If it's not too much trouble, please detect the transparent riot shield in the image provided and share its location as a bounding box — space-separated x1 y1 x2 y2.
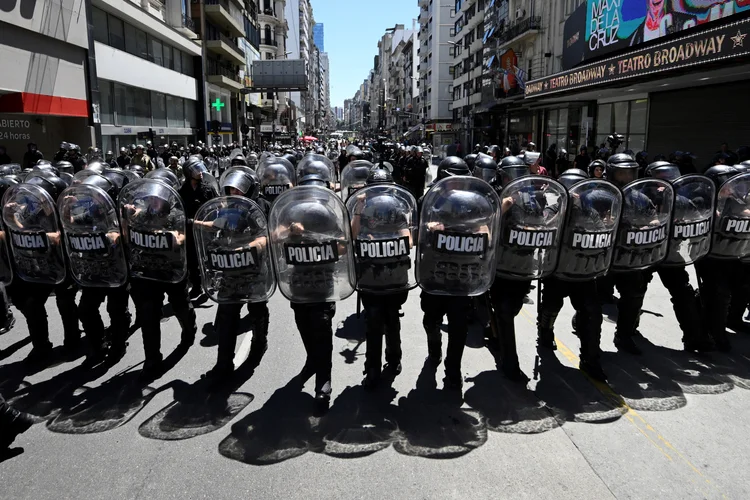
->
203 172 220 195
611 178 674 271
495 176 568 280
118 179 187 283
220 166 256 189
145 168 181 190
347 184 418 294
664 175 715 266
417 176 501 296
473 165 496 184
555 180 622 281
711 172 750 260
257 161 296 203
0 227 12 285
194 196 276 303
340 161 373 201
58 184 128 287
1 184 66 284
269 186 356 303
297 154 335 179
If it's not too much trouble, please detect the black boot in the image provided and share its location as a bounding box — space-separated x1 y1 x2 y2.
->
580 359 607 382
614 332 642 355
176 307 197 346
537 309 558 350
426 327 442 362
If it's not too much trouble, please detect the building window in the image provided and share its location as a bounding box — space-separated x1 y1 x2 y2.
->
114 83 132 126
134 87 151 126
99 80 114 124
151 92 167 127
183 52 194 76
167 95 185 128
124 23 138 56
185 100 197 128
135 28 149 60
596 99 649 152
149 37 163 66
163 44 173 70
93 8 109 44
108 14 125 50
173 48 182 73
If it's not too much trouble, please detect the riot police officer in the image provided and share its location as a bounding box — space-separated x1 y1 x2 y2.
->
199 168 273 385
179 156 219 298
418 156 491 389
604 154 674 355
60 173 132 364
119 179 197 379
537 168 621 381
116 147 131 169
269 169 356 412
4 174 80 363
643 161 714 352
491 156 566 381
349 167 417 389
696 165 750 351
405 146 430 198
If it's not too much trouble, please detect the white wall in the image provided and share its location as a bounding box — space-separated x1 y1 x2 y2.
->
0 23 88 100
95 42 197 100
0 0 89 49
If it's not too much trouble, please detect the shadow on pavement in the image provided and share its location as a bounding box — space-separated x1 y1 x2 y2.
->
701 333 750 390
47 370 159 434
318 383 399 458
601 352 688 412
0 337 32 362
534 350 626 424
218 378 321 465
335 313 366 365
392 358 487 459
464 370 560 434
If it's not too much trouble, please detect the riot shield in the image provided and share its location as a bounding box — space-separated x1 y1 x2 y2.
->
72 169 101 185
205 156 219 177
473 165 496 184
0 225 12 285
194 196 276 303
228 148 243 163
416 176 501 296
611 178 674 271
1 184 66 284
58 184 128 287
663 175 715 266
711 172 750 260
269 186 356 303
555 180 622 281
203 172 220 195
340 161 373 201
495 176 568 280
297 154 335 179
257 161 296 203
118 179 187 283
347 184 418 294
145 168 181 190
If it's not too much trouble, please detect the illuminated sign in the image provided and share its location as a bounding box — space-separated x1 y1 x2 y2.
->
527 16 749 98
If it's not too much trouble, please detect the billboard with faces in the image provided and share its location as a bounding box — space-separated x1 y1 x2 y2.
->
563 0 750 69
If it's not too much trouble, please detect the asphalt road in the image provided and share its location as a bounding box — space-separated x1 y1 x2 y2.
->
2 264 750 500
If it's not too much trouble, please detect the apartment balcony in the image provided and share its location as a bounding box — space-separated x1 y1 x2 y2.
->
453 96 468 108
469 91 482 106
207 33 246 66
453 71 469 86
207 62 244 92
495 16 542 50
260 37 278 48
175 13 198 38
258 12 281 24
205 0 245 38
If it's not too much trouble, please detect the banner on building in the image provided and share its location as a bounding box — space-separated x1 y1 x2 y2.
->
491 50 527 98
527 16 750 97
563 0 750 69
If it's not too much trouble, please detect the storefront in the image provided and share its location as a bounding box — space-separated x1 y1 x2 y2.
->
525 3 750 166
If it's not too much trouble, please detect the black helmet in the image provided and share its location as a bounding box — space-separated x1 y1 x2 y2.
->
55 161 74 174
145 168 181 189
86 161 106 174
299 173 329 187
736 160 750 174
644 161 681 182
297 158 332 187
437 156 471 180
222 168 260 199
588 159 606 177
26 174 67 201
102 170 131 194
231 154 248 166
606 153 639 188
366 168 393 185
704 165 740 189
183 156 208 180
129 165 145 177
464 153 478 170
498 155 528 186
558 168 589 189
348 148 365 161
81 173 118 200
0 176 20 202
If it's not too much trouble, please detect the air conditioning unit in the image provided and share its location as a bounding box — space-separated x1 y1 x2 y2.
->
516 9 526 19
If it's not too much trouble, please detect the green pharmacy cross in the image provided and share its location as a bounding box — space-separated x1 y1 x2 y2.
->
211 98 225 111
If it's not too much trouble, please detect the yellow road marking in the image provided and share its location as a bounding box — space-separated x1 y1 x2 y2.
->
518 306 723 497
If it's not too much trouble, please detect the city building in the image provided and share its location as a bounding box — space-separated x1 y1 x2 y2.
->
450 0 485 150
417 0 454 147
313 23 324 52
258 0 292 144
1 0 99 160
